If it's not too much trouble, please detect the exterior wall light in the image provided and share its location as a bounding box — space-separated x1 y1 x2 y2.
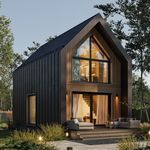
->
116 94 119 100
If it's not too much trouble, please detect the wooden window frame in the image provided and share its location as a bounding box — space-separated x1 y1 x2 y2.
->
72 36 111 84
26 94 37 126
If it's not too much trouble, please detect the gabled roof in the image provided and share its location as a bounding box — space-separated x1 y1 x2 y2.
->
19 13 130 68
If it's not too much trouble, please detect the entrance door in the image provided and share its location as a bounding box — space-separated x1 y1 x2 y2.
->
72 93 110 125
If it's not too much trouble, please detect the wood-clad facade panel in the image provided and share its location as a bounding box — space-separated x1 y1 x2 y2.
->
13 52 61 127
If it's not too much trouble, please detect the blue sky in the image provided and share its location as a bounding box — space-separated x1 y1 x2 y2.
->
1 0 150 86
1 0 113 53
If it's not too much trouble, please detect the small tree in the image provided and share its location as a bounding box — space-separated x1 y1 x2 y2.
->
0 15 14 110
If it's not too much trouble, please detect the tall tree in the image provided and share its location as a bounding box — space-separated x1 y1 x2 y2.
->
0 16 14 110
94 0 150 120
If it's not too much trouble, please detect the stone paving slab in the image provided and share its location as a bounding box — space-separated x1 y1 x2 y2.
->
52 140 118 150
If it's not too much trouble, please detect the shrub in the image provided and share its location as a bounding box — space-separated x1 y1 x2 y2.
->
40 124 66 141
0 129 57 150
118 136 139 150
140 123 150 135
0 122 8 129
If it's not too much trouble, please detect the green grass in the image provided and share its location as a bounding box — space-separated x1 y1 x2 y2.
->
0 130 11 145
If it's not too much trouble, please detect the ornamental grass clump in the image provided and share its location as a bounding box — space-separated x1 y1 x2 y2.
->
140 123 150 135
0 140 56 150
11 129 39 144
40 124 66 141
118 136 139 150
0 130 57 150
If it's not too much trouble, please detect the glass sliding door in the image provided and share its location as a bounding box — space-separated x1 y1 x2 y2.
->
72 93 110 125
92 95 108 125
72 94 91 122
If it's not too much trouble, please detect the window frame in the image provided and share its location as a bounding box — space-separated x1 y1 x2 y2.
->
72 36 111 84
26 94 37 126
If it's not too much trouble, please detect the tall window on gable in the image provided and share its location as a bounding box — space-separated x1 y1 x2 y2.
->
27 95 36 125
72 36 110 83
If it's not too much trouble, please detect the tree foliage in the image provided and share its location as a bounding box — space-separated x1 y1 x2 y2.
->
95 0 150 119
0 16 14 110
132 74 150 103
94 0 150 74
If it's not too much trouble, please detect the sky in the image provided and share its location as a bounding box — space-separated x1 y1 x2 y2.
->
1 0 150 86
1 0 110 53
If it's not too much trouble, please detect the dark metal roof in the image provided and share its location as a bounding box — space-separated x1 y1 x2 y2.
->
18 13 130 69
20 14 99 67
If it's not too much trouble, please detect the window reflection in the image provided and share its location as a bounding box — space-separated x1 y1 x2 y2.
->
91 38 108 60
74 38 90 58
27 95 36 124
72 36 110 83
72 59 89 82
92 61 108 83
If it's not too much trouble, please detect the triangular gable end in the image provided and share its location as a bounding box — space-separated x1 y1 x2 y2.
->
17 13 130 70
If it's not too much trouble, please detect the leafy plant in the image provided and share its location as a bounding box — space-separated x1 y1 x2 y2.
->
40 124 66 141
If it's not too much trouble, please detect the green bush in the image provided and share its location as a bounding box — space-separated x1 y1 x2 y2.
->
40 124 66 141
118 136 139 150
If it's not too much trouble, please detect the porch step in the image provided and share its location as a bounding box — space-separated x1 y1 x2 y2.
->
80 132 132 140
70 128 136 141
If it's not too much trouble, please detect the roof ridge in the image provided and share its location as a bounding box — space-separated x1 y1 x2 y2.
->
46 13 100 45
19 13 100 68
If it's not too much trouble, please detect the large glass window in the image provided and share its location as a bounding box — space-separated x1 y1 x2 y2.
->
27 95 36 125
72 93 109 125
72 59 89 82
72 36 110 83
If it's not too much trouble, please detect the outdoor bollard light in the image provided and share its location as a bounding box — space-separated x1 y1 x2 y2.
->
66 132 69 137
38 135 43 142
148 130 150 136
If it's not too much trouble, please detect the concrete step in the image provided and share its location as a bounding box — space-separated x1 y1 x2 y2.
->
77 129 133 136
76 129 134 141
70 129 136 141
82 135 131 141
80 132 132 140
80 132 132 137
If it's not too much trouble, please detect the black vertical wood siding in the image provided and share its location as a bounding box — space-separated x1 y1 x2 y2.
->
13 51 62 127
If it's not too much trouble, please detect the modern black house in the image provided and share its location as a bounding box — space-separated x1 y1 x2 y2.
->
13 14 132 128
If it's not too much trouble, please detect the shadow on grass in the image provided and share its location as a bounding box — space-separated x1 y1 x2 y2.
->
0 130 11 138
0 130 11 145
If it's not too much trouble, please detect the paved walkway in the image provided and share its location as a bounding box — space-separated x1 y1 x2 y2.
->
52 140 118 150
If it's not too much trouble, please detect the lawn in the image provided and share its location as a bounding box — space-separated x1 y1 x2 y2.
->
0 130 11 146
